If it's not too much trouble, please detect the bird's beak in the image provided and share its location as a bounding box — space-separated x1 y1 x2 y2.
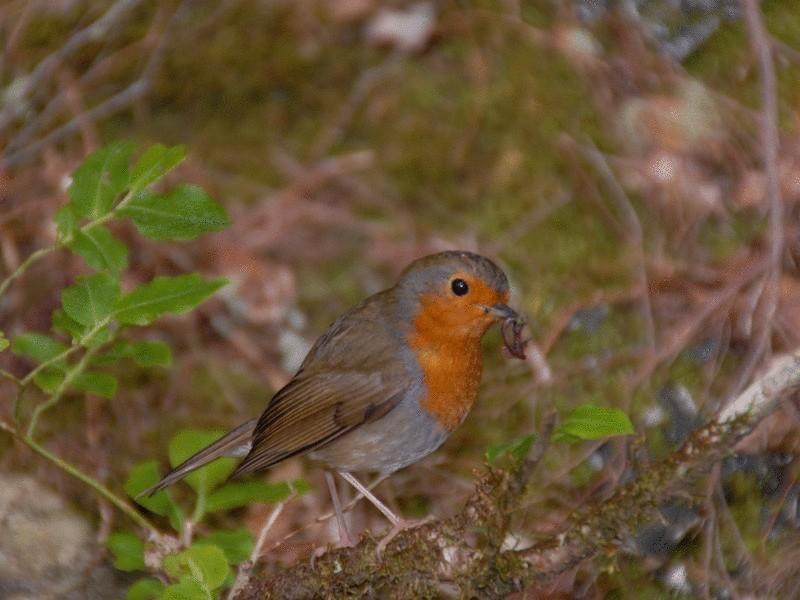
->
480 302 521 322
479 303 527 359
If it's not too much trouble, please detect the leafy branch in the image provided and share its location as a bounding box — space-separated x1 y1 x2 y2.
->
0 142 228 547
0 141 319 599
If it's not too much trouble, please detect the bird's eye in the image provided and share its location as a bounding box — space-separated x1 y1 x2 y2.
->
451 278 469 296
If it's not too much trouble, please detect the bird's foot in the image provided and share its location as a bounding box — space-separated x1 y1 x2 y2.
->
336 528 357 549
376 515 435 559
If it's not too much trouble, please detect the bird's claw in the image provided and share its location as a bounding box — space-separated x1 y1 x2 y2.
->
375 516 435 559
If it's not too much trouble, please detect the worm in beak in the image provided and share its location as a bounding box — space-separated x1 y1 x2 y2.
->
480 303 527 360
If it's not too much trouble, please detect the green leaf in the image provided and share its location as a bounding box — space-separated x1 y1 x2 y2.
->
52 308 87 342
163 544 229 591
196 530 253 565
0 331 8 352
107 531 145 572
12 333 69 392
73 371 117 398
33 367 65 393
68 141 134 219
82 326 113 349
168 430 236 495
291 478 312 495
206 481 294 513
486 433 536 466
70 226 128 274
130 144 186 192
11 333 67 363
55 205 78 240
121 185 230 241
553 404 635 443
115 274 226 326
125 461 180 522
127 340 172 367
62 273 120 327
161 577 208 600
125 577 165 600
93 340 172 368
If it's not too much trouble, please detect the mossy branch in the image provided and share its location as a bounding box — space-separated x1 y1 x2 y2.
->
239 351 800 599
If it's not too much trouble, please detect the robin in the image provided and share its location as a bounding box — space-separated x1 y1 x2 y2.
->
144 250 525 547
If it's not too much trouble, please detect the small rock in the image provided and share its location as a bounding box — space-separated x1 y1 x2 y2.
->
0 474 123 599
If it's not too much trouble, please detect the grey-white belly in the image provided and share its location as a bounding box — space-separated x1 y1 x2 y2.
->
309 396 448 474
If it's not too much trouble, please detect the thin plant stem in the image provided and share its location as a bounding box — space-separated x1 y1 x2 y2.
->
0 174 175 545
0 368 22 385
21 343 79 387
227 491 297 600
0 188 138 304
0 246 57 298
0 419 158 534
192 489 207 524
26 337 108 439
20 318 111 387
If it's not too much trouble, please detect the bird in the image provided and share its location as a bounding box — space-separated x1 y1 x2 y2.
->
142 250 525 548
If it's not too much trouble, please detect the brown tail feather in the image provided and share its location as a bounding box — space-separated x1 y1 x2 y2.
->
138 419 257 497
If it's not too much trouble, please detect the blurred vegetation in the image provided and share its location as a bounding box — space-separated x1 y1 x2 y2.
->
2 0 800 597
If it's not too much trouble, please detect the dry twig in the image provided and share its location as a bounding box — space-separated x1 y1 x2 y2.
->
731 0 785 397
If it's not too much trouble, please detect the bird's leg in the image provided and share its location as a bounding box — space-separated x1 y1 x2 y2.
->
337 471 400 524
337 471 433 557
324 471 354 547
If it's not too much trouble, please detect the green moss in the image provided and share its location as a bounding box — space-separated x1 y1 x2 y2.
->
685 1 800 131
724 471 766 554
700 214 766 261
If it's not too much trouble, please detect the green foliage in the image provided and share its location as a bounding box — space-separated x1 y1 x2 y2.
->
67 141 134 220
122 185 230 241
168 430 237 495
72 370 118 398
553 404 635 443
126 340 172 367
11 333 70 393
52 308 86 342
7 142 227 406
69 226 128 274
121 427 311 598
163 544 230 597
125 460 183 531
196 529 253 565
486 433 536 466
55 205 79 240
94 340 173 368
12 332 67 362
126 578 166 600
115 274 226 326
61 273 120 328
107 531 146 571
1 140 300 599
129 144 186 192
160 577 210 600
205 480 298 512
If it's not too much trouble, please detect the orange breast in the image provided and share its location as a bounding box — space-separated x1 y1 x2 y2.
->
408 295 485 432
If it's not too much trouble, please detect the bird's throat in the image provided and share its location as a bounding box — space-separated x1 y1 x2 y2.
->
408 295 486 432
